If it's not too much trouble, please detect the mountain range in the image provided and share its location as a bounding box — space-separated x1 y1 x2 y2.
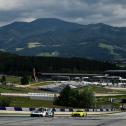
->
0 18 126 61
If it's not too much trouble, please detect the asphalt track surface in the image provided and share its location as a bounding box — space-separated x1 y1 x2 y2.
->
0 112 126 126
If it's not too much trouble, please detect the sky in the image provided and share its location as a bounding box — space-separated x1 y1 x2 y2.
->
0 0 126 27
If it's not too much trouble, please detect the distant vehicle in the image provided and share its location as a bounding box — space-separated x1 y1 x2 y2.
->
31 108 54 117
71 109 87 117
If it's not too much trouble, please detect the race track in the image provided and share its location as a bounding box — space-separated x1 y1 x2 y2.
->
0 112 126 126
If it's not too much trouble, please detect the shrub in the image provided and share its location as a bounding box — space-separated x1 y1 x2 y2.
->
0 97 11 107
54 85 95 108
20 76 30 85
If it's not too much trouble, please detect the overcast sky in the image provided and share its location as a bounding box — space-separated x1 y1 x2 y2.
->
0 0 126 27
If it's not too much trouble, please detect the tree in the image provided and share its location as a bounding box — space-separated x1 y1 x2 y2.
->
54 85 72 106
78 87 95 108
54 86 96 108
0 75 7 85
20 76 30 85
68 89 79 107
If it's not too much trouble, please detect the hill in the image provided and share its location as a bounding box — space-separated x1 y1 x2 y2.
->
0 18 126 61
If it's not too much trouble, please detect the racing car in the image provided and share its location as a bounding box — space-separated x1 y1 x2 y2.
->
71 109 87 117
31 108 54 117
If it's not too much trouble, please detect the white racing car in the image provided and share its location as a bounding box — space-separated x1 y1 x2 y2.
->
31 108 54 117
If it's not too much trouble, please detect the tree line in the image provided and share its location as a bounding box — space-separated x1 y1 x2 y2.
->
0 51 118 76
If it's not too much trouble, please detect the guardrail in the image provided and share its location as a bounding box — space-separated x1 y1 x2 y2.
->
0 93 59 101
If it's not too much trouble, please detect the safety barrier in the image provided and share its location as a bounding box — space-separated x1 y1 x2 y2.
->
0 107 116 112
0 93 59 101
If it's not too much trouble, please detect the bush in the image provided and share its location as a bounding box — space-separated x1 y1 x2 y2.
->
54 85 95 108
78 87 95 108
20 76 30 85
0 97 11 107
0 76 6 85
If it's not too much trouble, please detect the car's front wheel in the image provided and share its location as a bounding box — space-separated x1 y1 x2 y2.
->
40 114 43 117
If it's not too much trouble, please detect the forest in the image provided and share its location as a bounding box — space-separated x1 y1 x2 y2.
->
0 51 117 76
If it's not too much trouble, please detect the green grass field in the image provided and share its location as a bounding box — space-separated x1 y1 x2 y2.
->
0 81 126 108
10 97 54 108
79 85 126 94
0 85 45 93
0 76 21 84
7 94 126 108
78 86 126 108
0 96 55 108
29 81 53 87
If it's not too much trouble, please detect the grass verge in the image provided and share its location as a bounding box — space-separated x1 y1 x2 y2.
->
0 96 55 108
0 85 45 93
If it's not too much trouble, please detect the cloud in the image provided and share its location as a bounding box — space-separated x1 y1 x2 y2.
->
0 0 126 26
